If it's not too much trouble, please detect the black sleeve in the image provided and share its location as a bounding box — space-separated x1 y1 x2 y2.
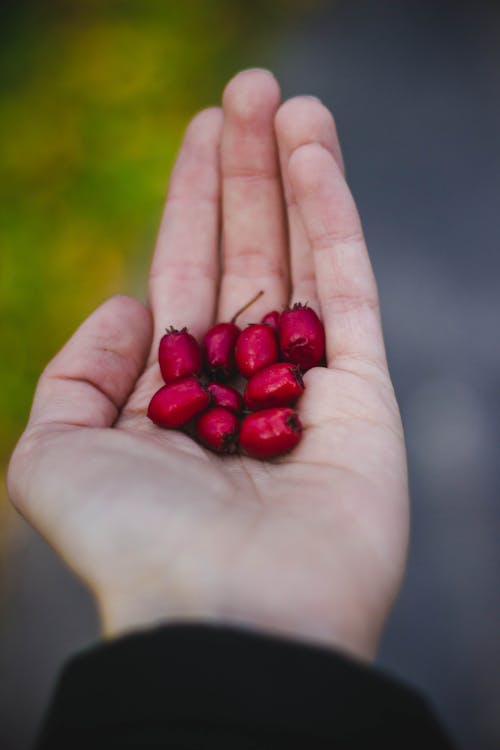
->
35 623 455 749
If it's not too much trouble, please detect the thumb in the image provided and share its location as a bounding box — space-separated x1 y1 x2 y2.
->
27 294 152 430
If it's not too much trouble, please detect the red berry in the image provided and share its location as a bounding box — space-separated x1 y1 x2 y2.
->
196 407 239 454
159 327 202 384
203 322 240 380
147 377 210 428
207 383 243 414
261 310 280 331
239 407 303 459
244 363 304 411
279 303 325 372
235 324 279 378
202 291 265 380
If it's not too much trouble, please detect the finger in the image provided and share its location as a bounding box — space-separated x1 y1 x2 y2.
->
28 295 152 429
218 69 288 324
274 96 344 309
288 143 388 373
148 107 223 355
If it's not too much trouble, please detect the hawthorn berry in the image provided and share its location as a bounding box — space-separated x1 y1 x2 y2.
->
196 407 239 454
203 322 240 380
239 407 303 459
261 310 280 331
147 377 210 428
244 362 304 411
235 324 279 378
279 303 325 371
207 383 243 414
159 327 202 384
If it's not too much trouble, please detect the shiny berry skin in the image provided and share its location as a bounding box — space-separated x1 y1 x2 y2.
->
244 363 304 411
239 407 303 459
203 322 240 380
207 383 243 414
261 310 280 331
279 303 325 372
158 327 202 384
234 324 279 378
196 407 239 454
147 377 210 428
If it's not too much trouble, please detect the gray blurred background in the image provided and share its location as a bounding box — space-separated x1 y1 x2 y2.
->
1 2 499 749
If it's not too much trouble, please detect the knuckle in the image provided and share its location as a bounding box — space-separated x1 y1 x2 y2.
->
311 227 365 251
224 245 286 279
325 291 380 315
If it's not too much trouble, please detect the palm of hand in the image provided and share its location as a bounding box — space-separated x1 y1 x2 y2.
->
8 72 408 661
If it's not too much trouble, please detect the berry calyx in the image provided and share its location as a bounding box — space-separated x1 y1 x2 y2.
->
158 327 202 384
147 377 210 428
196 407 239 454
279 303 325 372
244 362 304 411
239 407 303 459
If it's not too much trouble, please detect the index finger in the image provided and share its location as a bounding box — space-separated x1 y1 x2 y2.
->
148 107 223 358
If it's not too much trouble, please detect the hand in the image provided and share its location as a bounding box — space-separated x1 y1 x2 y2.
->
8 70 408 661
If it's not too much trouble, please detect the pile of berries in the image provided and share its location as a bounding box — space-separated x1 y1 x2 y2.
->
147 292 326 459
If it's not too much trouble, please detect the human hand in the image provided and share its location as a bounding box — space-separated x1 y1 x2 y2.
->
8 70 409 662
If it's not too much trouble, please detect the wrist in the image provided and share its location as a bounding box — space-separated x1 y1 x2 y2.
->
95 584 380 663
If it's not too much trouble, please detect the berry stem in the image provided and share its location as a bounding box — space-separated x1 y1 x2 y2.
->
230 290 264 324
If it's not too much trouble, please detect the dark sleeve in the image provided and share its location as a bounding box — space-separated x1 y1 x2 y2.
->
35 623 455 749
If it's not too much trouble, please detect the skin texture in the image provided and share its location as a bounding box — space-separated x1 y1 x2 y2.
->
7 70 409 662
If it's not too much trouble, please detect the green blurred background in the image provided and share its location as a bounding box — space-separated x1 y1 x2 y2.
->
0 0 316 531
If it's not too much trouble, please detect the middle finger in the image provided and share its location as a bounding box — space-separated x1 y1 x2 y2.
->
218 69 289 324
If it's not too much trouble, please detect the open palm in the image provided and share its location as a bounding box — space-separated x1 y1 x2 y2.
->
8 71 408 661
